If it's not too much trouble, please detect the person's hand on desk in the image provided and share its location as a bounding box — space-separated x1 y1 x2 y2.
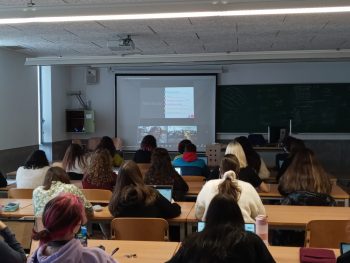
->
0 220 7 230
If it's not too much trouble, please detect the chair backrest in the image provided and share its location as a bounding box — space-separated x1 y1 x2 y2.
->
182 175 206 182
8 188 34 199
80 189 112 203
305 220 350 248
137 163 151 178
4 219 35 250
110 217 169 241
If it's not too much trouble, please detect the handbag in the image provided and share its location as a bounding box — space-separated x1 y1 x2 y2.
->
300 248 336 263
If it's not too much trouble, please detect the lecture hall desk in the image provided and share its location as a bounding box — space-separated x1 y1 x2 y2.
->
30 240 180 263
30 241 341 263
92 202 195 241
0 198 33 218
186 204 350 234
259 184 350 206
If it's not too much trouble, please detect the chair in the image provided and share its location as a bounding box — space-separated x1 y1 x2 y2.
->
8 188 34 199
110 217 169 241
305 220 350 248
137 163 151 178
80 189 112 203
182 175 206 182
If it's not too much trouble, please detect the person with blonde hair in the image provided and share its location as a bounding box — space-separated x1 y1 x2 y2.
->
82 149 117 191
225 141 269 192
195 155 265 223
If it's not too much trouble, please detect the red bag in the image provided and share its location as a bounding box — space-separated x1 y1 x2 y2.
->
300 248 336 263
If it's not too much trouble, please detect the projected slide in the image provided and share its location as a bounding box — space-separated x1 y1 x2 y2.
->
137 126 168 143
165 87 194 118
137 125 197 144
168 126 197 143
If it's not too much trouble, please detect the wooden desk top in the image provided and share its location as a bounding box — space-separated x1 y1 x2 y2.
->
266 205 350 227
0 198 34 218
269 246 339 263
259 184 349 199
168 202 194 223
92 202 195 223
30 240 179 263
186 181 204 196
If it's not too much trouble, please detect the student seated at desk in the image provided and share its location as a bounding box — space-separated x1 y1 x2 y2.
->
275 136 305 182
96 136 124 167
278 148 332 201
168 194 275 263
235 136 270 180
195 155 265 223
0 220 26 263
173 139 192 161
82 149 117 191
172 143 209 178
62 143 89 180
33 167 93 217
225 141 269 192
29 193 116 263
16 150 50 189
144 148 188 201
133 135 157 163
109 160 181 218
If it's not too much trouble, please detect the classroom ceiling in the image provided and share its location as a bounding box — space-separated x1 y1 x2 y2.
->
0 0 349 60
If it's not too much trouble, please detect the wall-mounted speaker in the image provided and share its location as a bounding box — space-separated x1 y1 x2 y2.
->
86 68 99 84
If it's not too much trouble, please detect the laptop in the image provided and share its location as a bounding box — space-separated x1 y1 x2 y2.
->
197 221 255 233
341 243 350 255
152 185 173 201
175 167 182 175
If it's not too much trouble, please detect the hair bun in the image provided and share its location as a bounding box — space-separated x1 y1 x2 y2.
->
223 170 237 181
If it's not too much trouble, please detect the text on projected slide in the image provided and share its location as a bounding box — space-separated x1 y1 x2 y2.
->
165 87 194 118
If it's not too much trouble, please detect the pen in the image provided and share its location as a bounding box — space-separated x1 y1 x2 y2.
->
111 247 119 256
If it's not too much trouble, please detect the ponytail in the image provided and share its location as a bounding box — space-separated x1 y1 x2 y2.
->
218 171 241 202
32 228 51 245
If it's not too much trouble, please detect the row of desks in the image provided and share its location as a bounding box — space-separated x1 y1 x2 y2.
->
2 179 349 206
29 239 340 263
187 181 350 206
2 199 350 239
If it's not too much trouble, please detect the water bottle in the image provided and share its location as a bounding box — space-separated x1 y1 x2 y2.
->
76 225 88 247
256 215 268 245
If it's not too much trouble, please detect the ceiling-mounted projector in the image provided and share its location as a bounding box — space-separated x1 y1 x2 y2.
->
107 35 135 52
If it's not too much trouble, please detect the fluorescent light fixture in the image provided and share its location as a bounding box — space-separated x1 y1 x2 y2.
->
1 6 350 24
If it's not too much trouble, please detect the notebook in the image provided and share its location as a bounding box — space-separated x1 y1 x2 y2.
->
153 185 173 201
197 222 255 233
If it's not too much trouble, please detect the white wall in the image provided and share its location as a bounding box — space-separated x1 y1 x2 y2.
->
68 61 350 139
219 61 350 85
51 66 70 141
69 67 115 139
0 49 38 150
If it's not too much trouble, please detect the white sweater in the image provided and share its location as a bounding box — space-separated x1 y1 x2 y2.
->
195 178 266 223
16 166 50 189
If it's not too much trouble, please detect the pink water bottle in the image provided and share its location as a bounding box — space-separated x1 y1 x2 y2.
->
256 215 268 245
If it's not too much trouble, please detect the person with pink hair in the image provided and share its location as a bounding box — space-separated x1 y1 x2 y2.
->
28 193 117 263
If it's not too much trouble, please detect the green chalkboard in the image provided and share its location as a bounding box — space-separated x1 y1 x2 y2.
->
216 84 350 133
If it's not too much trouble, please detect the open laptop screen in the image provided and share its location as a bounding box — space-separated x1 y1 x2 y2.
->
152 185 173 201
197 222 255 233
175 167 181 175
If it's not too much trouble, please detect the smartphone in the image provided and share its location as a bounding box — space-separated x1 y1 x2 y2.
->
340 243 350 255
4 202 19 212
